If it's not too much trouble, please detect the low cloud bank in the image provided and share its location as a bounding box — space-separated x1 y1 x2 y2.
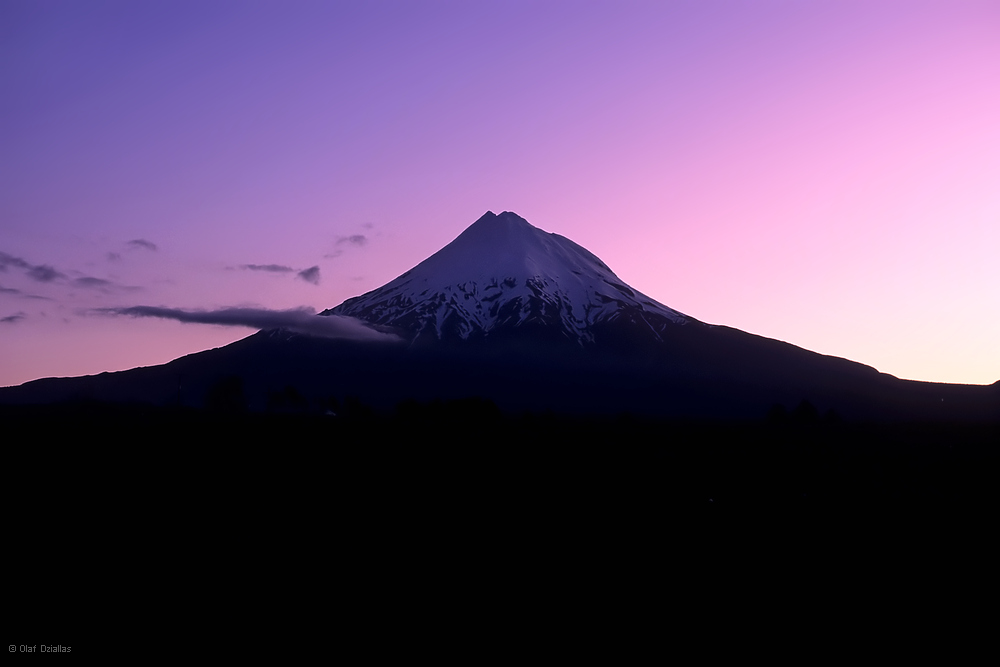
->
94 305 401 342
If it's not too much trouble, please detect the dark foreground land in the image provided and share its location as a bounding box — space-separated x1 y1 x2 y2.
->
8 398 999 512
8 398 999 641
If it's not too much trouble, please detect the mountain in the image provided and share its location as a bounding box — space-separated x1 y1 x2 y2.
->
1 211 997 423
322 211 690 347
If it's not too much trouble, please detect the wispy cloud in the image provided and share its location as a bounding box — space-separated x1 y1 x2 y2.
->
0 252 29 271
297 266 321 285
26 265 65 282
326 232 369 258
70 276 141 292
336 234 368 247
241 264 295 273
74 277 113 288
1 311 27 324
107 252 122 262
0 283 50 300
232 263 321 285
1 252 139 295
127 239 158 251
1 251 68 283
92 305 401 342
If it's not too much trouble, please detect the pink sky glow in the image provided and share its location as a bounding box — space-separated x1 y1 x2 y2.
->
2 1 998 387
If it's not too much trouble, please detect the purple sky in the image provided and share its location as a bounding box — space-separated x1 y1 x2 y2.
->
2 1 999 387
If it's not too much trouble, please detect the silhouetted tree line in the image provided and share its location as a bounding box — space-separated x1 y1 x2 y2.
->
766 400 841 427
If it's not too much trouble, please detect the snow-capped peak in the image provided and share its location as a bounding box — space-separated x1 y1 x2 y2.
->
321 211 690 345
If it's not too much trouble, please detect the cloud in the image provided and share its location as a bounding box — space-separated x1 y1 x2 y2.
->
107 252 121 262
26 264 65 282
127 239 158 251
1 311 26 324
0 251 67 283
0 252 30 271
241 264 295 273
74 277 113 288
0 252 136 293
326 233 368 258
337 234 368 247
297 266 321 285
93 305 401 342
68 276 141 293
0 283 50 300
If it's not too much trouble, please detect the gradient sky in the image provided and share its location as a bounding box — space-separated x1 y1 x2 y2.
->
2 0 999 387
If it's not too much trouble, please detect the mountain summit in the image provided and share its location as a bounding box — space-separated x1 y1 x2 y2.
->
322 211 689 345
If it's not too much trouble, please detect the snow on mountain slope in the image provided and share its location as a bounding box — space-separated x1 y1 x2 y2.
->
321 211 692 345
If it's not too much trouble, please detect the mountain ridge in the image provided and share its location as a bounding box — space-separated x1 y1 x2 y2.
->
0 210 996 423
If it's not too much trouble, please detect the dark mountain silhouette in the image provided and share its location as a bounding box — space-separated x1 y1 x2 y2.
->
1 211 997 423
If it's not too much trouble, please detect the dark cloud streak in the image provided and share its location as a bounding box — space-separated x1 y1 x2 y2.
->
127 239 158 251
93 305 401 342
337 235 368 247
241 264 295 273
74 277 113 288
0 252 30 271
0 283 50 300
0 252 135 293
0 251 66 282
